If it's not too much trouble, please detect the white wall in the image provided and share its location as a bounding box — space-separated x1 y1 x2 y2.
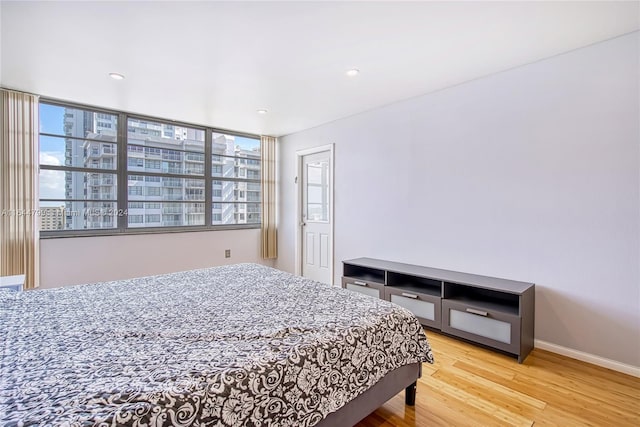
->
40 229 271 288
277 33 640 367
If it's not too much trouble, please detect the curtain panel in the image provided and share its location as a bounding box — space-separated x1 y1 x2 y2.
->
0 89 40 289
260 136 277 259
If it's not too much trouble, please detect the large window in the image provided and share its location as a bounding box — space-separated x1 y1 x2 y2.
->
39 104 119 230
126 117 206 228
211 132 261 226
38 101 261 234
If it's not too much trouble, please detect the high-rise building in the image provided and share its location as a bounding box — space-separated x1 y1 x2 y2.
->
64 109 117 229
63 110 260 229
39 206 65 231
126 122 207 228
211 134 261 225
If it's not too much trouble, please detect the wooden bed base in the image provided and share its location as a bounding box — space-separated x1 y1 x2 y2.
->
315 362 421 427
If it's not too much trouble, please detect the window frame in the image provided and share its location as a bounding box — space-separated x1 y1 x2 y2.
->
39 98 262 238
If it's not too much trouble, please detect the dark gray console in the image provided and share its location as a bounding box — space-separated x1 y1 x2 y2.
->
342 258 535 363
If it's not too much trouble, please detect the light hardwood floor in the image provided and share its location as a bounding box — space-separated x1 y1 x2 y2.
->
357 331 640 426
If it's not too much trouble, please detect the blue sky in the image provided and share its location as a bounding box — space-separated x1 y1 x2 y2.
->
235 136 260 150
39 104 65 161
40 103 64 134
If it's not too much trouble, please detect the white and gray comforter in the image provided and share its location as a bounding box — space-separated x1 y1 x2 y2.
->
0 263 433 426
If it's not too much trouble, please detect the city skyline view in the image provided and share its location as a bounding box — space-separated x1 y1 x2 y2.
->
38 102 262 231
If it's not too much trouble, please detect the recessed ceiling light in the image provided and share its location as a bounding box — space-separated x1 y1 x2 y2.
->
257 109 268 115
109 72 125 80
346 68 360 77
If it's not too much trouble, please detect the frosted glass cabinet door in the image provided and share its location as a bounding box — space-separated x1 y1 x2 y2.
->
449 309 511 343
386 287 442 329
441 300 520 355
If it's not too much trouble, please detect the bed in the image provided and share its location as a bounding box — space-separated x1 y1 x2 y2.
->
0 263 433 426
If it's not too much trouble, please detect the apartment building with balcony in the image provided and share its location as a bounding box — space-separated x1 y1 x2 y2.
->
63 110 118 229
62 109 260 230
38 206 65 231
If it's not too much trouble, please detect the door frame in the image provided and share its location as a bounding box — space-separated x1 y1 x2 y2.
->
295 144 335 285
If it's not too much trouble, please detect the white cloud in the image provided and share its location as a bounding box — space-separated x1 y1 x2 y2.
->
39 153 65 200
39 151 63 166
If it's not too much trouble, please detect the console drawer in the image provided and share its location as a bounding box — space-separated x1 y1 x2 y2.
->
342 277 385 299
385 287 441 329
441 299 520 355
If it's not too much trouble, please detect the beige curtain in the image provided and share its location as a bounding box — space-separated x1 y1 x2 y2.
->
0 89 40 289
260 135 277 259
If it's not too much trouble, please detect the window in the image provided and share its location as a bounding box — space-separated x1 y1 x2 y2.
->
146 187 161 197
39 101 261 234
125 118 207 228
128 215 143 224
145 214 161 223
128 186 143 196
128 158 143 168
210 132 261 225
133 142 203 226
39 103 118 230
145 160 161 169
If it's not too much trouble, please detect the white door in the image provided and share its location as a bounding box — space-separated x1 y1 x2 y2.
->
300 149 332 284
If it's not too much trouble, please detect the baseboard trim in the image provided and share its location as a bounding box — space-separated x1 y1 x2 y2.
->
534 339 640 378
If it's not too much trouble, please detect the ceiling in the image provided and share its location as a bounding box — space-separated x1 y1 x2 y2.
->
1 1 638 137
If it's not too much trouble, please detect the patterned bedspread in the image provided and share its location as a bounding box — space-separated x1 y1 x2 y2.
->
0 263 433 426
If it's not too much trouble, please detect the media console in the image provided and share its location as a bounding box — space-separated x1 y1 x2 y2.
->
342 258 535 363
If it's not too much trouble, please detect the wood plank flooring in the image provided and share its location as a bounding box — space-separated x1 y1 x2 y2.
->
356 332 640 426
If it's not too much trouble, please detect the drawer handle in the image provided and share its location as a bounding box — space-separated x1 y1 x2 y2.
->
401 292 418 299
353 281 368 287
466 308 488 317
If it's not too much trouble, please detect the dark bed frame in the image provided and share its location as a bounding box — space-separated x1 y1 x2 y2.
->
316 362 421 427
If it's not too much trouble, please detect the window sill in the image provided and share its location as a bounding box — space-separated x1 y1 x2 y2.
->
39 224 260 239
